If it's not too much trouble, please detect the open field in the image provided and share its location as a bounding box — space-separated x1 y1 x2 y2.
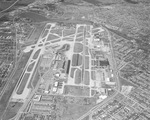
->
63 85 90 96
74 43 83 53
84 71 90 85
75 69 82 84
0 50 32 118
16 73 30 95
72 54 82 66
2 102 23 120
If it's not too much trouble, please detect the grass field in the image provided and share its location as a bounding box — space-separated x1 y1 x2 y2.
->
27 62 35 72
82 115 89 120
62 37 73 41
63 29 76 37
0 50 32 118
2 102 23 120
70 67 76 78
75 69 81 84
75 37 83 42
25 23 46 45
91 71 96 80
31 71 40 89
91 90 96 96
0 0 34 11
72 54 82 66
85 56 89 69
92 29 100 34
47 33 59 41
41 29 49 38
50 29 63 36
28 70 40 89
32 49 41 60
46 24 51 29
51 39 61 43
77 26 84 33
65 38 74 41
84 71 90 85
73 43 83 53
16 73 30 95
28 58 41 89
85 46 89 55
63 85 90 96
76 33 84 38
19 12 49 22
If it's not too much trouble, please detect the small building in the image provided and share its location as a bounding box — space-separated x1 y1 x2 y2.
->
33 95 41 101
54 82 58 87
44 90 49 94
52 87 57 92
